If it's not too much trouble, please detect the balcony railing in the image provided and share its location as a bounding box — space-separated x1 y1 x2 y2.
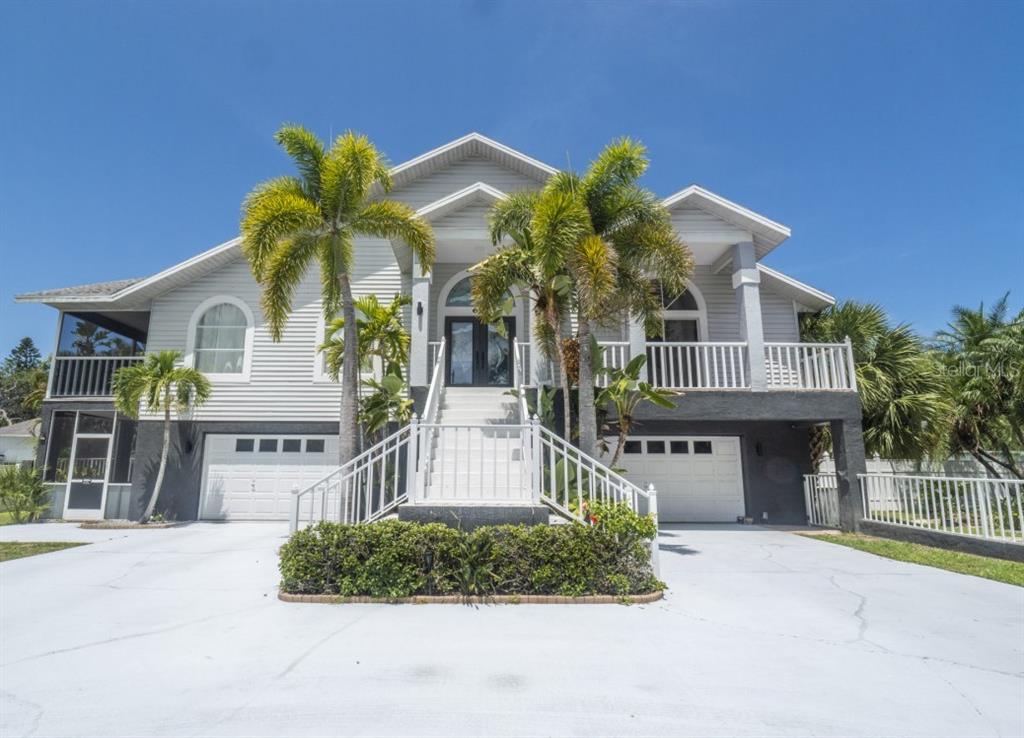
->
596 340 856 391
49 356 144 398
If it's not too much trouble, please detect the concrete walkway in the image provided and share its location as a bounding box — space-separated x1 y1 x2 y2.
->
1 522 1021 737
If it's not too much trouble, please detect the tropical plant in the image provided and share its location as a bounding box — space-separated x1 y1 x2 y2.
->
932 296 1023 478
801 301 948 467
112 351 211 521
0 466 50 523
471 190 581 438
359 373 415 442
548 139 693 457
240 125 434 464
597 355 679 467
320 294 411 381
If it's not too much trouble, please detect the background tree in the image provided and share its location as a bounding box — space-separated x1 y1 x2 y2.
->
112 351 211 521
0 338 47 425
2 338 42 374
932 296 1023 478
241 125 434 464
801 301 948 467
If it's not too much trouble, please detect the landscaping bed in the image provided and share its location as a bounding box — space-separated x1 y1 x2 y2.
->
279 503 663 601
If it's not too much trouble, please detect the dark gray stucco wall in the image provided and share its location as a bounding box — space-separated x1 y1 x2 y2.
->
129 421 340 521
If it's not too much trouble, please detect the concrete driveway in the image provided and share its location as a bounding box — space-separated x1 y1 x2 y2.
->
1 522 1021 738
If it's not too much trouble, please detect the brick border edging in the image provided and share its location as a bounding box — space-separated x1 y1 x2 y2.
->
278 590 664 605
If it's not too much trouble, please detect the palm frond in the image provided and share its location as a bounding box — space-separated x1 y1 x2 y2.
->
260 232 322 340
320 131 392 217
240 177 322 280
569 235 618 320
274 124 325 199
488 191 538 245
352 200 435 273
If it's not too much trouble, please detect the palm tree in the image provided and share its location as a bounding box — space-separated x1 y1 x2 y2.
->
320 294 411 381
112 351 211 521
801 301 947 467
549 139 694 457
471 190 582 438
933 296 1023 478
241 125 434 464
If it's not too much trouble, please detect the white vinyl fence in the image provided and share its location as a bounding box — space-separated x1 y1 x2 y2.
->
861 473 1024 543
803 474 840 527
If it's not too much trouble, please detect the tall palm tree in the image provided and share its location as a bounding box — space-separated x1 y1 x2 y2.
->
801 301 947 466
113 351 211 521
933 296 1023 478
241 126 434 464
471 190 583 438
548 139 694 457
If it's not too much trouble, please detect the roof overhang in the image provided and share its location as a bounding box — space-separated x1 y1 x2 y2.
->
757 264 835 311
663 185 791 259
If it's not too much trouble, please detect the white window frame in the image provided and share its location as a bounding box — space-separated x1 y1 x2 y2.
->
653 279 708 342
436 269 524 341
185 295 254 383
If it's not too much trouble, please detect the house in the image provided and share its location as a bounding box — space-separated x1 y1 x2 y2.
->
15 133 866 527
0 419 39 467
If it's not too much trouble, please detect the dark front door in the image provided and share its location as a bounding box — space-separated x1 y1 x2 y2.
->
445 317 515 386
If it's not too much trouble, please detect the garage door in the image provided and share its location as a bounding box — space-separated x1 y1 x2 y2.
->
615 436 745 522
199 435 339 521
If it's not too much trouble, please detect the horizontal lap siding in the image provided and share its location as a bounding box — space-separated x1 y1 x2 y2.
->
760 286 800 341
146 242 401 421
389 156 541 209
691 266 740 341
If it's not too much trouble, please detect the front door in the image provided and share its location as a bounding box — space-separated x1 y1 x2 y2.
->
445 317 515 386
65 434 112 520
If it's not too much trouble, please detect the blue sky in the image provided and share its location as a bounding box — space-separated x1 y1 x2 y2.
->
1 0 1021 356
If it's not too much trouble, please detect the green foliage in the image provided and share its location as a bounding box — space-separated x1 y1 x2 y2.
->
320 293 412 380
0 466 50 523
279 506 662 598
0 338 46 426
932 295 1024 478
112 351 211 419
801 301 948 463
597 355 678 466
359 373 414 441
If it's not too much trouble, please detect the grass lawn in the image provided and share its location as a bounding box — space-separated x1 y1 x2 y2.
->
805 533 1024 587
0 542 87 562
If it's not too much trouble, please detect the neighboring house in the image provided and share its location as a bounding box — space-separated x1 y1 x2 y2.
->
0 419 39 467
16 133 865 525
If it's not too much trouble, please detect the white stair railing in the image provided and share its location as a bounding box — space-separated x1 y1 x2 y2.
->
764 339 857 391
512 338 530 423
290 424 412 532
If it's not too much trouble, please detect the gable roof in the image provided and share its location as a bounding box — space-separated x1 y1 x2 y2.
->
415 181 507 222
663 185 791 258
388 132 557 191
757 264 835 311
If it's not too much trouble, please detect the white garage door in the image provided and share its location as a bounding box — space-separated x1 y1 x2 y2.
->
615 436 745 523
199 435 339 521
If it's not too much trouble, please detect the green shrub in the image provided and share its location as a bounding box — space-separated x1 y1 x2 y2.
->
0 466 50 523
279 505 664 597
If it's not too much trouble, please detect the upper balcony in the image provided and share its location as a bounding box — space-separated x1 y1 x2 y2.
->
598 339 857 392
47 311 149 399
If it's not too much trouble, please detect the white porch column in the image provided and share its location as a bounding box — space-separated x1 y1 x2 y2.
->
627 315 647 382
732 241 767 391
409 253 432 387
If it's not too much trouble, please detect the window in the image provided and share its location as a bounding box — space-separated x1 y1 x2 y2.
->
282 439 301 453
646 440 666 454
259 439 278 453
305 439 325 453
57 313 146 357
194 303 248 374
694 441 713 454
646 280 704 342
44 412 76 482
446 277 474 307
670 441 689 454
623 440 642 455
234 438 254 452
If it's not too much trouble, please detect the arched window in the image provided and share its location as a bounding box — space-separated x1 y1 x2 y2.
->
648 280 707 342
445 276 474 307
187 297 253 379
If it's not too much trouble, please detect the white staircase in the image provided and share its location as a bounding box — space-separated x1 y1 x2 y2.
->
421 387 530 503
